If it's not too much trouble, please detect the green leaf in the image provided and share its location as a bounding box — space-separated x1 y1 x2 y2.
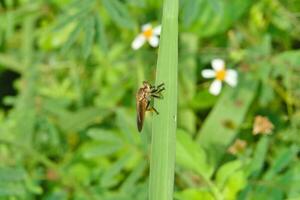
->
178 109 196 134
95 13 108 52
216 160 243 189
247 136 269 178
82 142 123 158
0 167 26 182
190 90 217 110
181 0 203 27
264 146 298 180
87 128 122 144
0 167 27 197
183 0 251 37
50 107 110 133
176 129 213 178
82 15 95 59
68 163 90 184
54 9 88 31
222 169 247 200
100 152 132 188
288 164 300 199
115 109 138 144
0 183 25 197
102 0 135 29
60 20 84 54
0 53 23 72
196 77 258 168
149 0 178 199
175 188 214 200
121 160 147 192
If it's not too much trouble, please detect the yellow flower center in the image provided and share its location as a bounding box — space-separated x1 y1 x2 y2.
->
216 69 227 81
143 28 153 39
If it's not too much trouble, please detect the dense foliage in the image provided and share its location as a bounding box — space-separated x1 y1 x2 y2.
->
0 0 300 199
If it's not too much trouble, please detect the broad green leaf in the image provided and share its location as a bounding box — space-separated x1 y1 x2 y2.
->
196 77 258 168
222 170 247 200
216 160 243 189
216 161 247 199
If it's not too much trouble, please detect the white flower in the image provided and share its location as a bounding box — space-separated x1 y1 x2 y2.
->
131 23 161 50
201 58 238 96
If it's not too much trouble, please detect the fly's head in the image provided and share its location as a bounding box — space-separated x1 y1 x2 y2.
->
142 81 151 95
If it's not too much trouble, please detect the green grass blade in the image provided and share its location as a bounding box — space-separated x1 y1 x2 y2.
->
149 0 178 199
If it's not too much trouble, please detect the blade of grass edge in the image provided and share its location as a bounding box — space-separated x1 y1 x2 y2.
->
149 0 178 200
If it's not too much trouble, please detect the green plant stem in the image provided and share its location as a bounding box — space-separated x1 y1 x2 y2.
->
202 176 223 200
148 0 178 199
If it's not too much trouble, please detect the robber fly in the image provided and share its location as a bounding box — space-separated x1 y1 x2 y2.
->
136 81 165 132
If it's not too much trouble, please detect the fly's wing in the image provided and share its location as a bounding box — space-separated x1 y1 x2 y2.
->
136 98 147 132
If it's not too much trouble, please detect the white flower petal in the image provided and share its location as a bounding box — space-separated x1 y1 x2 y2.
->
148 36 159 47
131 34 146 50
153 25 161 35
201 69 216 78
209 80 222 96
212 58 225 71
225 69 238 87
142 23 152 31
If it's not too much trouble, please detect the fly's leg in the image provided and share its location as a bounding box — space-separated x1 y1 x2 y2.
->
156 83 165 89
151 93 163 99
147 106 159 115
156 87 165 94
151 87 165 93
146 101 159 115
147 82 164 114
151 83 164 91
151 88 165 99
151 83 165 98
146 101 150 110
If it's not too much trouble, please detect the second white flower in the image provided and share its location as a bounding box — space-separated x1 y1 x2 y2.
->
131 23 161 50
201 58 238 96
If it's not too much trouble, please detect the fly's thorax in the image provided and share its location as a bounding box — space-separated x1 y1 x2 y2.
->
136 88 144 101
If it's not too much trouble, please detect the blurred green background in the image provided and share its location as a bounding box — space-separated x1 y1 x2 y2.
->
0 0 300 199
